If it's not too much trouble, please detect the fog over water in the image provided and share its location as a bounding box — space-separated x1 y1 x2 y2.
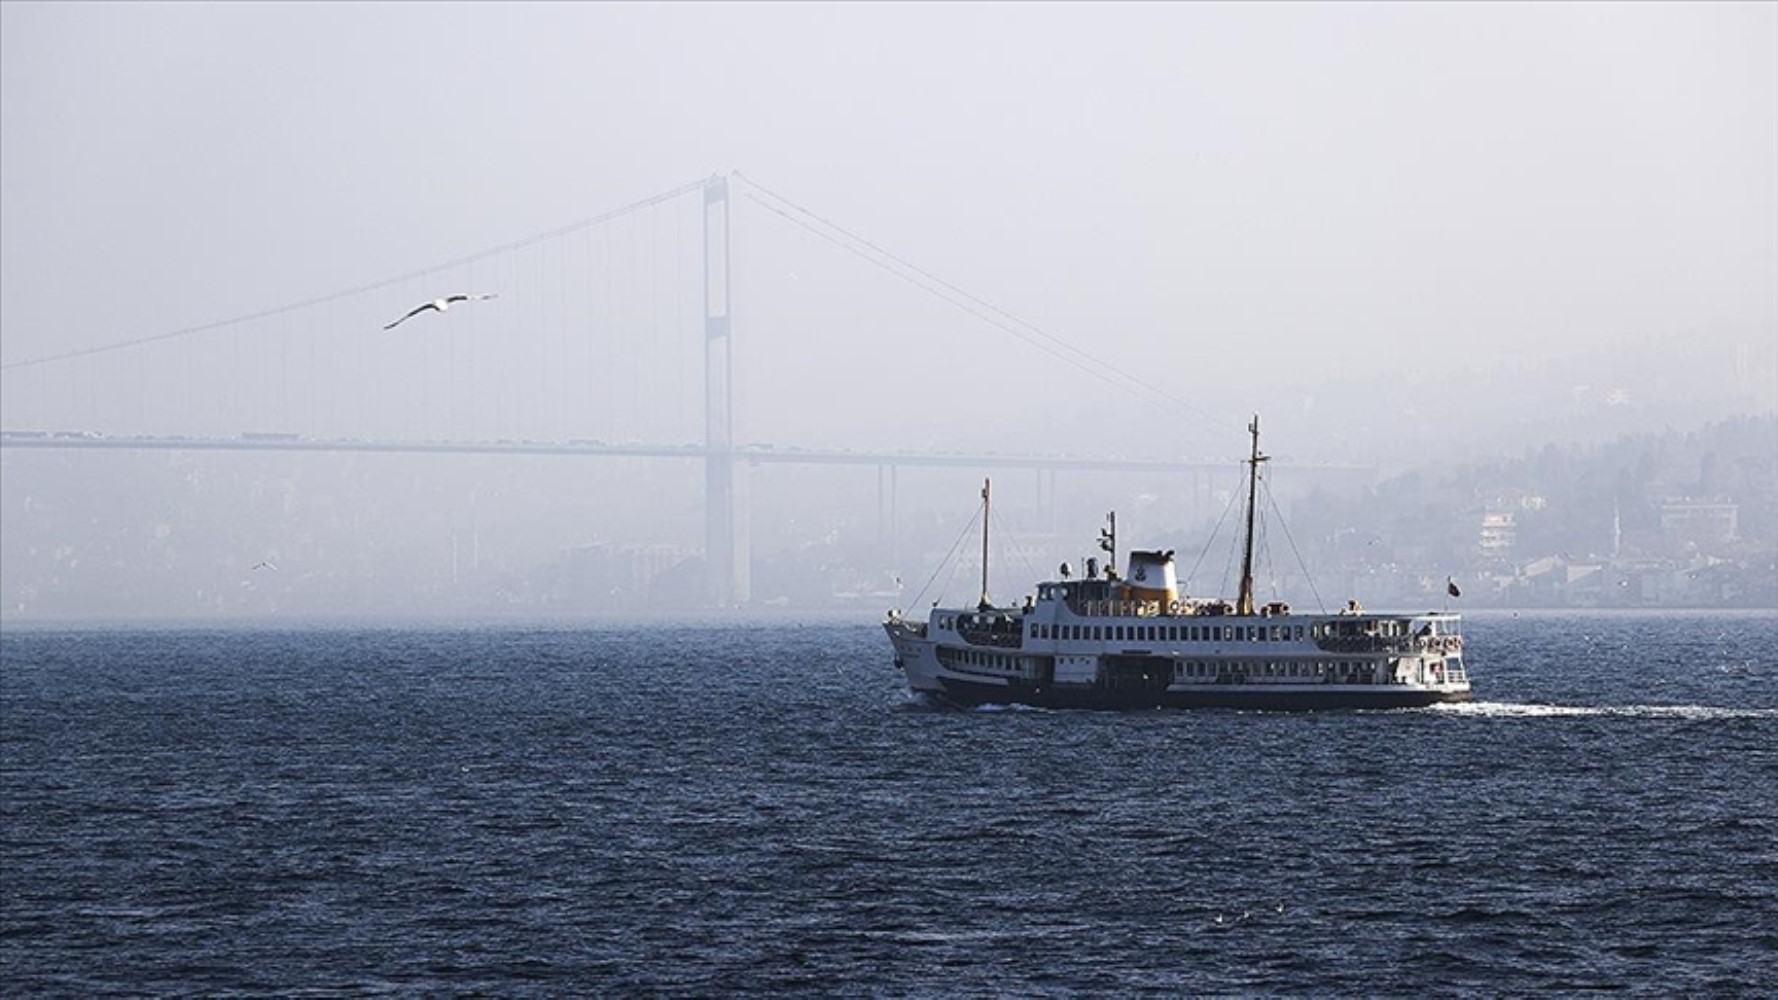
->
1 3 1772 617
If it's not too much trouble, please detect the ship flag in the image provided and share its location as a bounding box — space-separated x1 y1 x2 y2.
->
1447 577 1461 598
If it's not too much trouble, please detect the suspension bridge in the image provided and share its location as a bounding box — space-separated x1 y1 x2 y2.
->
0 173 1372 609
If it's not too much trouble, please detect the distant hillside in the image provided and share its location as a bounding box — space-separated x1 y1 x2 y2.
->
1274 413 1776 608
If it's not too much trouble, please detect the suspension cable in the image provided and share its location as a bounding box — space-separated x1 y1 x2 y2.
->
733 172 1234 437
0 178 708 372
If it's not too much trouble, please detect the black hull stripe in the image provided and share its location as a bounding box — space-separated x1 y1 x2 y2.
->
930 678 1471 711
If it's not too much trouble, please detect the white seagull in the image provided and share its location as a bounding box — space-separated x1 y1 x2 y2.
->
252 559 277 571
383 292 498 330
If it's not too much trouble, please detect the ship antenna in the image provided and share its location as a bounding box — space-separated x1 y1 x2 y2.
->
979 478 992 611
1099 511 1116 577
1237 414 1268 616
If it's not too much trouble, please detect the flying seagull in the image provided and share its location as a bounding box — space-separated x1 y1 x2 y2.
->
252 560 277 571
383 293 498 330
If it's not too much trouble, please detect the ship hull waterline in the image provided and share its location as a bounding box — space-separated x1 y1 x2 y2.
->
923 677 1474 712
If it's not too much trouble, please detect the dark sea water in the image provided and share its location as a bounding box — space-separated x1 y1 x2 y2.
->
3 611 1775 996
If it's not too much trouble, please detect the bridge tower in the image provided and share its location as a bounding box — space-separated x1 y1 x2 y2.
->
703 175 749 606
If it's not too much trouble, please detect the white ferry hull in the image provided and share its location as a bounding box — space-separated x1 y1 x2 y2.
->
886 422 1475 712
885 618 1473 712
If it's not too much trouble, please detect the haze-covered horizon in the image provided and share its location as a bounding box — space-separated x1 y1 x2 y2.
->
2 2 1773 617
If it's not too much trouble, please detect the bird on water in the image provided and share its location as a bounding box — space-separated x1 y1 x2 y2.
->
384 293 498 330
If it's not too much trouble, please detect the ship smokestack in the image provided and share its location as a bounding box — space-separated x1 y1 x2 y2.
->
1123 549 1178 606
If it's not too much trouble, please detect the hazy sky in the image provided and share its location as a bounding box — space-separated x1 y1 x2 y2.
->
2 2 1773 458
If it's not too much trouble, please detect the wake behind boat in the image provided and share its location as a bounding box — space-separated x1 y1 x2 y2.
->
883 417 1473 710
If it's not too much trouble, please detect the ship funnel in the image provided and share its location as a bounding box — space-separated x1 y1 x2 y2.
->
1123 549 1178 605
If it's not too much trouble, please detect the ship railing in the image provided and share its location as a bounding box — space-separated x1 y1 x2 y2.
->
1315 634 1464 655
1064 599 1169 619
958 626 1023 649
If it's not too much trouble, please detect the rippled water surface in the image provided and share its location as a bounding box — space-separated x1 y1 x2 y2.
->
3 611 1775 995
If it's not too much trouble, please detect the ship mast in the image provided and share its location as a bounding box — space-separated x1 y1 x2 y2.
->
1237 414 1268 617
979 478 992 610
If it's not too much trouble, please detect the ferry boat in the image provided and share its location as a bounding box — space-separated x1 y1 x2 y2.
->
883 417 1472 710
